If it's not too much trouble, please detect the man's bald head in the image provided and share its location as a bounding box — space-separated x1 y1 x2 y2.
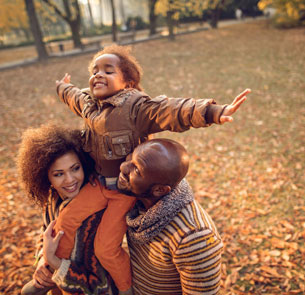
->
135 139 189 188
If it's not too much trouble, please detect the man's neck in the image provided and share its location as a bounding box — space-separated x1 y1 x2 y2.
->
138 196 162 211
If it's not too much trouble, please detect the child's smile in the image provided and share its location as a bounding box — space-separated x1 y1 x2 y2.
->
89 54 127 100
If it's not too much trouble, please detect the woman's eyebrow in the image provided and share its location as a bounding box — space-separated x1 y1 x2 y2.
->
51 169 63 172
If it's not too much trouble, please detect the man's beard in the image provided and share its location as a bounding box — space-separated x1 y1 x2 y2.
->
117 183 155 199
117 187 135 197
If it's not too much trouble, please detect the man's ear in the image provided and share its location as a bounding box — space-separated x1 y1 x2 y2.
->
125 81 133 89
151 184 171 197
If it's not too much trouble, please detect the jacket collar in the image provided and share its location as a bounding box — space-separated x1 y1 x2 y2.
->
98 88 138 107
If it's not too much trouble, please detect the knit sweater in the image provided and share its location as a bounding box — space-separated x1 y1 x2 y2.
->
126 180 223 295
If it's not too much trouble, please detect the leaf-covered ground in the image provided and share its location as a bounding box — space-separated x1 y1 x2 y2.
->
0 20 304 294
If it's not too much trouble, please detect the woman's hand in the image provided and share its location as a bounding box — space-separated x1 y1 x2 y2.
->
33 256 56 288
43 220 64 270
220 88 251 124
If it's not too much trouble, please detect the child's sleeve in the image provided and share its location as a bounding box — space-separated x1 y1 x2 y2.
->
53 181 108 259
56 81 93 118
132 95 227 134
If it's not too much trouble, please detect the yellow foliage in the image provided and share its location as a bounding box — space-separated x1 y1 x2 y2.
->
0 0 28 33
156 0 186 16
258 0 273 10
258 0 305 26
155 0 215 17
286 2 299 19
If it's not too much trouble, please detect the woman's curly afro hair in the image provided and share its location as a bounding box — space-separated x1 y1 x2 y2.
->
17 123 94 208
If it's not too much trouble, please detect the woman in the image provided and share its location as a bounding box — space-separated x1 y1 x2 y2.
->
17 123 115 295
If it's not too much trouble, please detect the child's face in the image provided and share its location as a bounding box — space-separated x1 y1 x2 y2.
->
89 54 127 100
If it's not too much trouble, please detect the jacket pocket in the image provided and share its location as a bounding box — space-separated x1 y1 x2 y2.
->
104 130 134 159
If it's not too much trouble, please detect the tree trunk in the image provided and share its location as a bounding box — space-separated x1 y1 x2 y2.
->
69 19 83 48
24 0 48 60
119 0 126 30
109 0 117 42
66 0 83 48
87 0 95 28
99 0 104 26
210 9 219 28
166 10 175 41
209 0 225 29
148 0 158 36
42 0 83 49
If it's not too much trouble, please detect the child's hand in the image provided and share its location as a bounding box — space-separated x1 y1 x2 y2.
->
220 88 251 124
56 73 71 86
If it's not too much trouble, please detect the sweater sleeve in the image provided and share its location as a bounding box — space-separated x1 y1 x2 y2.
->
173 229 223 295
131 95 227 135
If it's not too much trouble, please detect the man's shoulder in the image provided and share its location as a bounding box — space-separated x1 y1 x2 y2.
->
164 201 222 252
170 200 219 237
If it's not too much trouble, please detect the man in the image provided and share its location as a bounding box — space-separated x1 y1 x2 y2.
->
118 138 223 295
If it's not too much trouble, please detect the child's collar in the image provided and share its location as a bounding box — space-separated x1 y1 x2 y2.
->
99 88 137 107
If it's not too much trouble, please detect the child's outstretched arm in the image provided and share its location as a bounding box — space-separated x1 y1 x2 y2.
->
132 90 248 135
56 73 71 87
56 73 95 121
219 88 251 124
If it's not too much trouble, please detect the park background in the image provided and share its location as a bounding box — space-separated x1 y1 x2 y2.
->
0 0 304 294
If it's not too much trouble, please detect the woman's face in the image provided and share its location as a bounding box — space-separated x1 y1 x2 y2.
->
48 151 85 200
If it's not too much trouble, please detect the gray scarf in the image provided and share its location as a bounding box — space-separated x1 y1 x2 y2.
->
126 179 194 244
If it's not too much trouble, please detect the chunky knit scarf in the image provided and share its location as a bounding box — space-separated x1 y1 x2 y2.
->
126 179 194 244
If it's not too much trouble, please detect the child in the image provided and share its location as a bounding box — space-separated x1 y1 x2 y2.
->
53 44 250 293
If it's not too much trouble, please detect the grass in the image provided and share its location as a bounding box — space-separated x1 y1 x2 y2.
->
0 20 304 294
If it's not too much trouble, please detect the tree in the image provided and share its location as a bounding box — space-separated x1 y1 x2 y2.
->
99 0 104 26
156 0 186 40
187 0 231 28
148 0 158 35
258 0 305 27
203 0 227 28
87 0 95 28
109 0 117 42
0 0 31 41
41 0 83 48
24 0 48 60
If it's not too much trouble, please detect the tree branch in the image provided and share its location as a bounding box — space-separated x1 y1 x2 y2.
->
41 0 68 22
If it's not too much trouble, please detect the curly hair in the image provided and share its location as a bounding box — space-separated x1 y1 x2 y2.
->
88 44 143 91
17 123 94 208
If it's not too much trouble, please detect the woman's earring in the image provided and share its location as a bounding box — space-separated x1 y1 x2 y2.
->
49 184 55 193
